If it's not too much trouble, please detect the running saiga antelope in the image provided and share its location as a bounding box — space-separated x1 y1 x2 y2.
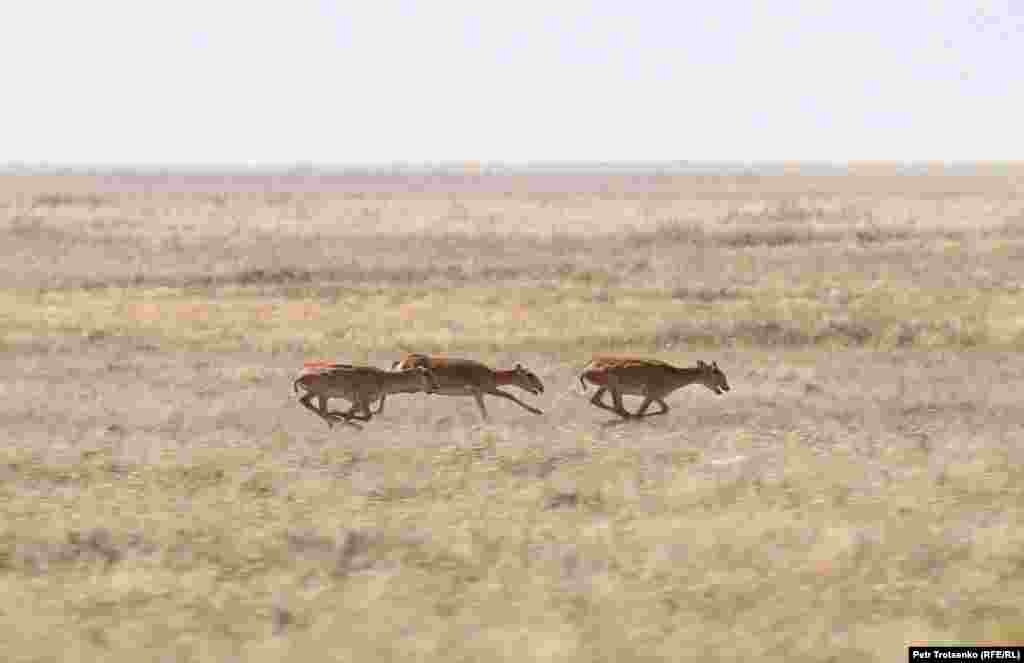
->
388 353 545 421
293 362 437 428
578 356 730 419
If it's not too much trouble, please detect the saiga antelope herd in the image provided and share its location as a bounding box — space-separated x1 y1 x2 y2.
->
293 353 731 428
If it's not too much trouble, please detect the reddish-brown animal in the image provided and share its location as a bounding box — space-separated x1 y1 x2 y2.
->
388 353 544 421
579 356 730 419
294 362 437 428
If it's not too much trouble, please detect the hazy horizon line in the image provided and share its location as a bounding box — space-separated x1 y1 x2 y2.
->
4 160 1024 177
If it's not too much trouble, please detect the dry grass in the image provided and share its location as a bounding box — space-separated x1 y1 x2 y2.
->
1 173 1023 661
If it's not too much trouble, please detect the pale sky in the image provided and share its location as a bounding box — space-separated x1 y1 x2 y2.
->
3 0 1021 164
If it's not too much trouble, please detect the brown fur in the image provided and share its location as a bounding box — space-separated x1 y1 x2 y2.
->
388 354 545 421
294 364 437 429
579 357 730 419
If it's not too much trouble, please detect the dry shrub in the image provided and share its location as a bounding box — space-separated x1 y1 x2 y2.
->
235 268 314 286
624 220 707 247
729 320 812 346
723 199 826 224
717 224 824 248
30 193 112 208
813 317 875 346
8 216 69 241
654 321 721 349
853 224 915 244
670 285 744 302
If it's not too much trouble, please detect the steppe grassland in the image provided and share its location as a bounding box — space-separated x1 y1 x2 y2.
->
1 171 1024 662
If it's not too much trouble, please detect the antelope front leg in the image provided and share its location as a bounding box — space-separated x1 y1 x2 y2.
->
325 414 364 429
323 399 371 425
634 398 669 417
608 388 634 419
313 395 364 428
473 390 491 422
589 387 614 410
486 389 543 415
589 387 626 418
299 393 341 428
334 401 374 422
323 407 364 429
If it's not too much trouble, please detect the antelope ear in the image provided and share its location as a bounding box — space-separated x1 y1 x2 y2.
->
515 363 523 370
712 361 719 369
697 360 707 368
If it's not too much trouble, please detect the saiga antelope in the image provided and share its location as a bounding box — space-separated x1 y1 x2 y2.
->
388 353 545 421
293 362 437 428
578 356 730 419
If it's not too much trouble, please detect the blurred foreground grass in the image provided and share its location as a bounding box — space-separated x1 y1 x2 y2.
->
1 435 1021 662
